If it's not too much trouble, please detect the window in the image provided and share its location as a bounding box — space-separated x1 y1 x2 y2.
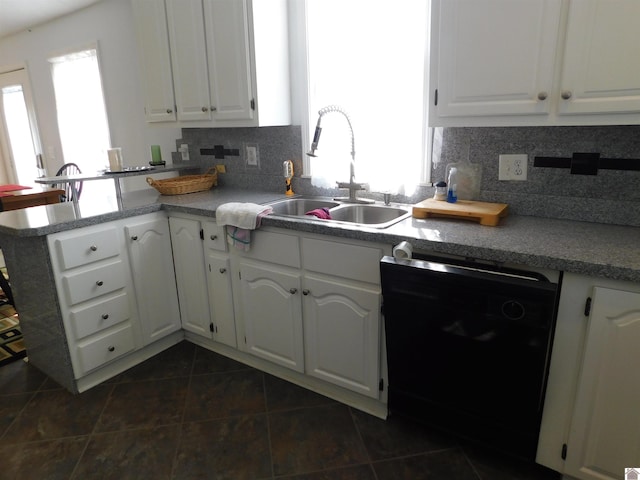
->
304 0 430 195
49 44 115 199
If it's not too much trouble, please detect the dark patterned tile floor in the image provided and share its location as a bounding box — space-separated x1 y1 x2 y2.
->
0 341 561 480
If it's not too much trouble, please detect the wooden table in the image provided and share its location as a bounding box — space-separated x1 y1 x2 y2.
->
0 187 65 211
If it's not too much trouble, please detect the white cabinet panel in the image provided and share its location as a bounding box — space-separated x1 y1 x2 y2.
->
240 261 304 372
303 275 381 398
206 252 236 347
69 292 131 340
558 0 640 115
54 226 119 270
565 287 640 480
61 261 127 306
76 324 136 375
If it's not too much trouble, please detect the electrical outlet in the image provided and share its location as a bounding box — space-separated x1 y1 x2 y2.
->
246 145 258 166
499 154 528 181
179 144 189 161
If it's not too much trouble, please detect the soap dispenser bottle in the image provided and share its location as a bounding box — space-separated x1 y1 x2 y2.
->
447 167 458 203
283 160 294 196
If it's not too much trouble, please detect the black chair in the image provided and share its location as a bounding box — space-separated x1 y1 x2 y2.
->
54 163 83 202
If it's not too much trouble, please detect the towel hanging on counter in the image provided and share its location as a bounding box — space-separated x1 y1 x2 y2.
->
216 202 273 251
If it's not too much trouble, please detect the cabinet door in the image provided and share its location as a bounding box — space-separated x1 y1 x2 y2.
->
131 0 176 122
203 0 254 121
303 275 381 398
169 217 211 337
206 251 236 347
165 0 213 121
125 216 181 344
239 261 303 372
565 287 640 480
431 0 561 118
558 0 640 115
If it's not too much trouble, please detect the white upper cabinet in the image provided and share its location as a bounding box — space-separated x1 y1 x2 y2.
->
131 0 290 127
130 0 176 122
430 0 640 126
165 0 212 121
558 0 640 116
432 0 561 119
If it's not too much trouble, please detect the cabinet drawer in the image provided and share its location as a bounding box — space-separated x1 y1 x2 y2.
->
203 222 227 251
76 324 135 375
240 230 300 268
302 238 383 284
62 261 127 306
69 292 132 340
53 227 120 270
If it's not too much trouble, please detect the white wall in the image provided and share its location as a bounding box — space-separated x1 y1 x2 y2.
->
0 0 180 189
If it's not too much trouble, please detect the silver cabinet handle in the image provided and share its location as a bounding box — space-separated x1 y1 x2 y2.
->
561 90 572 100
289 288 298 294
202 106 208 112
166 108 173 114
96 280 104 286
211 106 217 112
107 345 115 352
90 245 97 251
210 235 218 241
303 289 310 296
131 235 138 241
537 91 548 101
219 268 226 274
101 314 109 320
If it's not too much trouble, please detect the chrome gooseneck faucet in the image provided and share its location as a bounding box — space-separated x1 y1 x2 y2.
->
306 105 371 204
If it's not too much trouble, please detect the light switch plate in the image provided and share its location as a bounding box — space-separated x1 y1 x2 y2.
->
499 154 528 181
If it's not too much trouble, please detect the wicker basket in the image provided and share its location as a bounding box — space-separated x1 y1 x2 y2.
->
146 167 218 195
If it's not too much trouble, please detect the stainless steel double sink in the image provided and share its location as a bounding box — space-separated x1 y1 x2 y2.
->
265 196 411 229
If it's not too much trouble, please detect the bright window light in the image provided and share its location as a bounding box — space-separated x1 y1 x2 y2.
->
306 0 429 195
49 45 115 200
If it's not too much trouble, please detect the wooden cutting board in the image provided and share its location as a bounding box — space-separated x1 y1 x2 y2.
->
412 198 509 226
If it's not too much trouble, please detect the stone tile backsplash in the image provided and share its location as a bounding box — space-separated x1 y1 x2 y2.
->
175 125 640 226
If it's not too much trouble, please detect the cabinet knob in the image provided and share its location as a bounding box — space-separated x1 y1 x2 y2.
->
167 108 173 114
302 289 310 296
107 345 115 352
101 313 109 320
90 245 98 252
210 235 218 241
131 235 138 241
219 268 226 274
96 280 104 286
211 106 217 112
201 106 208 112
561 90 572 100
289 288 298 294
537 91 548 101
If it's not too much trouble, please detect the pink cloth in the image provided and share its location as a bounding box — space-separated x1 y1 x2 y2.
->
305 207 332 220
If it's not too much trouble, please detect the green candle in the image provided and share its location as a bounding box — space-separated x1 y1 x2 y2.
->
151 145 162 163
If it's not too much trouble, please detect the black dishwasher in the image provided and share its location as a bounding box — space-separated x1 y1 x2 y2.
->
380 255 561 461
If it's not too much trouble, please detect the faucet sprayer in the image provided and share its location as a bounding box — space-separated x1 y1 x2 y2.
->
306 105 371 203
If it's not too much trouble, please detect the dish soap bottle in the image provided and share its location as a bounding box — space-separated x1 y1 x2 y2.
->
447 167 458 203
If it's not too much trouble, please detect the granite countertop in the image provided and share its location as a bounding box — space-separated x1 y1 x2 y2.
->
0 187 638 283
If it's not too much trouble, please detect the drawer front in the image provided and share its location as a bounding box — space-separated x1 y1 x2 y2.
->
203 222 227 251
76 324 135 375
302 237 383 284
69 292 132 340
239 230 300 268
54 226 120 270
62 261 127 306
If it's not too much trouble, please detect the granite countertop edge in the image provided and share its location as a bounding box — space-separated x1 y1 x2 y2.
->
0 188 638 283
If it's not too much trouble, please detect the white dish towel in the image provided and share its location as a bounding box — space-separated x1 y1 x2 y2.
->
216 202 273 251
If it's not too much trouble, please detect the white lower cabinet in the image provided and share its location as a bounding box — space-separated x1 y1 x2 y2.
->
169 216 212 337
125 215 181 344
239 260 304 372
564 286 640 480
48 213 180 379
302 274 381 398
538 273 640 479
